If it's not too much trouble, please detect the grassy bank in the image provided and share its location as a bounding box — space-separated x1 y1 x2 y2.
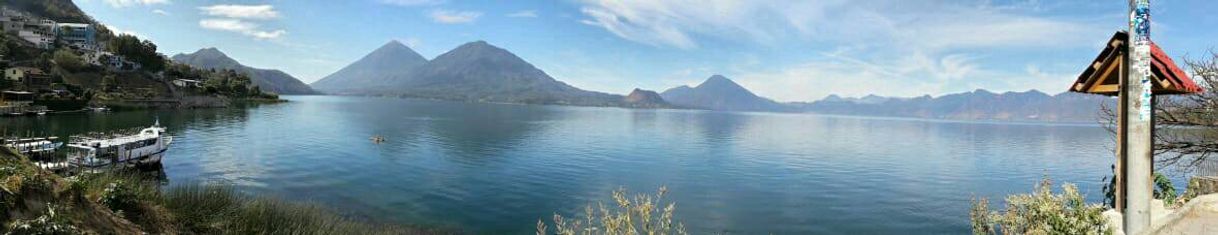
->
0 147 450 234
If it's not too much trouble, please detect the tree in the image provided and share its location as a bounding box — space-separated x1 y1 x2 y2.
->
52 49 85 71
1101 51 1218 173
106 34 165 72
101 74 116 91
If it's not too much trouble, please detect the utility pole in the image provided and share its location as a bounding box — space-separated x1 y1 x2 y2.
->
1124 0 1154 234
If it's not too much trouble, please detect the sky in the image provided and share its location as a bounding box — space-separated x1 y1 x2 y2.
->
76 0 1218 102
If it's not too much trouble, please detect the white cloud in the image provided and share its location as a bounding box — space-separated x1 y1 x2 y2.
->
380 0 445 7
199 19 286 40
430 9 481 24
152 9 169 15
730 50 1081 102
573 0 1108 99
576 0 1102 51
506 10 538 18
199 4 280 20
102 24 144 39
103 0 169 8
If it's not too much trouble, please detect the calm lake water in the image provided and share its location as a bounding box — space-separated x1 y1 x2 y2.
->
4 95 1168 234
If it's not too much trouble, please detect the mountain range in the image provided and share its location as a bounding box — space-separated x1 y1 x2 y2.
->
171 48 318 95
314 40 626 106
793 89 1114 122
310 40 1112 122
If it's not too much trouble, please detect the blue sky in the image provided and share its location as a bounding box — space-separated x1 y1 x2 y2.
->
78 0 1217 102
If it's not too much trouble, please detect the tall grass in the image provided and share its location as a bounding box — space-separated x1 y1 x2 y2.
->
538 186 687 235
161 184 442 235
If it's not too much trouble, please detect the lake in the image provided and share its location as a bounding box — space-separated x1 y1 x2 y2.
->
3 95 1150 234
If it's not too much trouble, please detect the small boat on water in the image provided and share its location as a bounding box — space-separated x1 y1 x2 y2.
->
2 137 63 154
62 121 173 169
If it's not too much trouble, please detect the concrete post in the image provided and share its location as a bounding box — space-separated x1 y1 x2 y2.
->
1124 0 1155 234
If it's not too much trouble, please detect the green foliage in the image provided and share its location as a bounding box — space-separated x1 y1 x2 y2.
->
971 177 1112 235
163 63 208 81
64 173 159 223
2 135 418 234
539 186 687 235
1154 173 1178 205
0 34 37 62
100 74 116 91
106 34 164 72
160 184 419 235
5 203 79 235
165 63 278 98
51 49 85 71
159 184 245 233
100 180 141 216
200 69 260 97
1102 166 1180 208
1102 165 1117 209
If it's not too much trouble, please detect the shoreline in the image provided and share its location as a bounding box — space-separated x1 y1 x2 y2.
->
0 147 455 234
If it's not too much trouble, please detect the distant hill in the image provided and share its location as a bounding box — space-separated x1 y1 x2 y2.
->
622 88 670 108
796 89 1114 122
362 40 623 106
660 75 787 112
310 40 428 94
171 48 317 95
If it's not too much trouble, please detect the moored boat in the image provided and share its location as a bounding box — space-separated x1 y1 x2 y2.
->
2 137 63 154
64 121 173 169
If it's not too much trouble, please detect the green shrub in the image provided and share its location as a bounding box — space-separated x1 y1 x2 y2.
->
5 203 79 235
1102 166 1180 208
100 180 141 216
1153 173 1178 206
538 186 687 235
971 178 1112 235
52 49 85 71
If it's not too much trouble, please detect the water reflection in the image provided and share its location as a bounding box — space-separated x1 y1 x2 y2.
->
12 96 1146 234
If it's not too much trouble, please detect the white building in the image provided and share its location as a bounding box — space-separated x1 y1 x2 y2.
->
172 79 202 88
56 23 96 50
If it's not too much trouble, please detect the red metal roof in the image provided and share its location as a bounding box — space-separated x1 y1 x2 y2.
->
1070 31 1204 96
1149 42 1204 94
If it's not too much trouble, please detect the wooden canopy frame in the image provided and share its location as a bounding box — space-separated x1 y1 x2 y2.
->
1071 31 1204 96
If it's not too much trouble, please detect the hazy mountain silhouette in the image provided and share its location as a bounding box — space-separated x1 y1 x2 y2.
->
622 88 670 108
171 48 318 95
660 75 787 112
310 40 429 94
795 89 1113 122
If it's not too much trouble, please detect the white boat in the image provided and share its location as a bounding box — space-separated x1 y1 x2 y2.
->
3 137 63 154
65 121 173 169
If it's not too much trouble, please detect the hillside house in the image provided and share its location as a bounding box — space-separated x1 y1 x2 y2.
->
5 66 51 89
5 66 41 81
0 8 99 51
172 79 202 88
57 23 95 50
